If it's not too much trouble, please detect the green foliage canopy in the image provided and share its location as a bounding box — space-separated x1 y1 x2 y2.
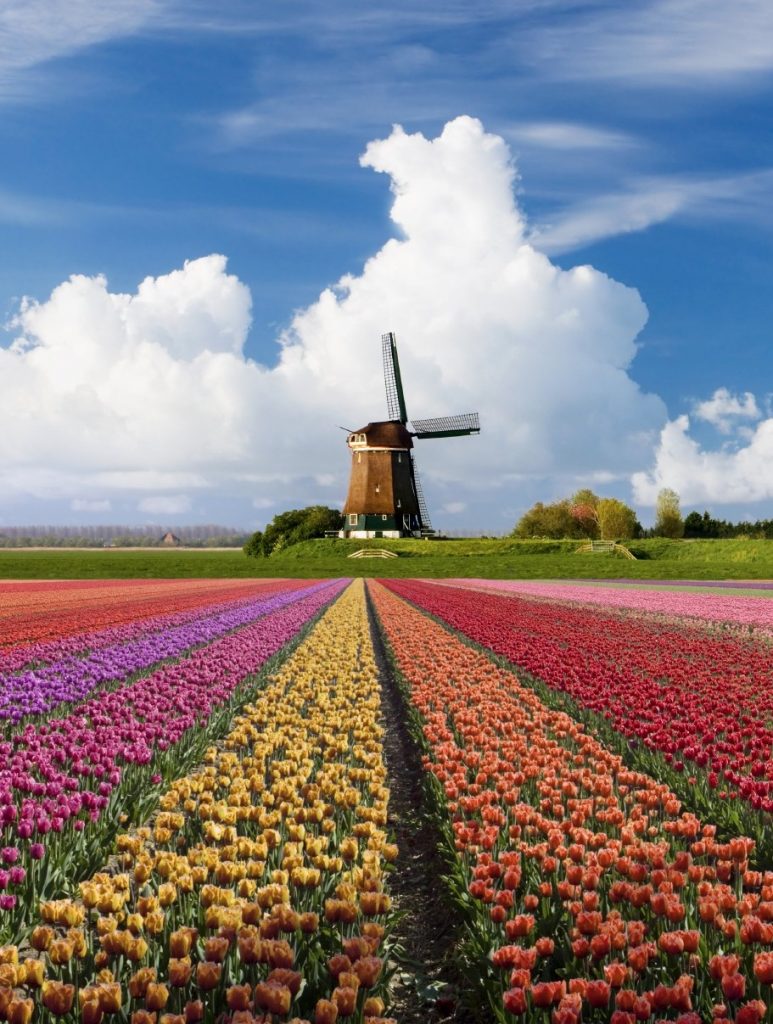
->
243 506 342 557
597 497 638 540
683 510 773 539
655 487 685 539
512 500 585 540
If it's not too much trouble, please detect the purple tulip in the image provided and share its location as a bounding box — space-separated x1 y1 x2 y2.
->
0 582 317 727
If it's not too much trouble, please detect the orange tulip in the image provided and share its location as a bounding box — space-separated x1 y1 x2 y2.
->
203 937 229 963
314 999 339 1024
81 999 104 1024
225 986 252 1012
41 981 75 1017
144 985 169 1012
183 1003 203 1024
254 981 291 1016
128 969 157 1000
266 969 302 996
21 959 46 988
168 959 192 989
97 983 123 1014
30 927 53 953
353 956 382 988
7 999 34 1024
168 930 196 959
130 1013 157 1024
195 963 221 992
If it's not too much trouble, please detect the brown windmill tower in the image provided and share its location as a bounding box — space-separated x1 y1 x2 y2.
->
341 332 480 538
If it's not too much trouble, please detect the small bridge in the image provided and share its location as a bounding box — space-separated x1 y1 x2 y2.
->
575 540 637 560
347 548 399 559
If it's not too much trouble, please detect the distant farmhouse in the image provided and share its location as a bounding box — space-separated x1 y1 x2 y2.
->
160 531 181 546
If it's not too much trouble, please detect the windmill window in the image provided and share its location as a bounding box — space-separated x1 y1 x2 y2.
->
397 499 401 508
382 515 388 521
348 514 358 525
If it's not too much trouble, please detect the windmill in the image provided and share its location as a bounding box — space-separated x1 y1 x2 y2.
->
341 332 480 538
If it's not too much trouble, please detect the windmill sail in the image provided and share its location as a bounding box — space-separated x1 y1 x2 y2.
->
382 332 408 423
411 412 480 438
410 453 433 532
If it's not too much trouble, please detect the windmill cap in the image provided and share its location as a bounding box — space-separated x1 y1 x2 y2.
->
348 421 414 449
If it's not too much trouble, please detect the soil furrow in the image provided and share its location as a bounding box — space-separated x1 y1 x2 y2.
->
365 581 478 1024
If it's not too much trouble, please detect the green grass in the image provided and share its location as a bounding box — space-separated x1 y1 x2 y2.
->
0 549 258 579
1 536 773 579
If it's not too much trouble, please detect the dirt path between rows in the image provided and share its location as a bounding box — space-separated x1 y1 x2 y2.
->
365 584 479 1024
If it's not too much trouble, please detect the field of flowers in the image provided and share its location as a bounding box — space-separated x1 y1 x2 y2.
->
2 575 773 1024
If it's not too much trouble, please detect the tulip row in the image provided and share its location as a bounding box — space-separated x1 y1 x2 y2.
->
0 582 297 676
457 579 773 633
369 580 773 1024
0 579 397 1024
0 581 347 943
0 581 311 728
0 581 282 657
383 579 773 817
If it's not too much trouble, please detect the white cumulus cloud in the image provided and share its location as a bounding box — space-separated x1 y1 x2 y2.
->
632 413 773 505
693 387 760 433
1 116 667 528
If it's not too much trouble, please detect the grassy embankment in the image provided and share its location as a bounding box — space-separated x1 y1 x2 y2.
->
1 536 773 579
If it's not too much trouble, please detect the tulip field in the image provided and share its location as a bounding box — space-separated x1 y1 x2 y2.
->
2 578 773 1024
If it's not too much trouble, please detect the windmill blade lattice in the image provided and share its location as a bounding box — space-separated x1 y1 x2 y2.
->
382 332 408 423
411 412 480 438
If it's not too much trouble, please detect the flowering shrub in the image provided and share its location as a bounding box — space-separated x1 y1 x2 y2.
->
0 580 397 1024
371 580 773 1024
384 579 773 815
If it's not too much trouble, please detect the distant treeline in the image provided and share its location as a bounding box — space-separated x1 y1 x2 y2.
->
0 524 249 548
683 511 773 539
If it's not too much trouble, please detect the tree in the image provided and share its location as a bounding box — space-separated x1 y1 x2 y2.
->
569 488 601 538
244 506 342 558
654 488 684 539
597 498 637 540
513 500 583 539
243 530 265 558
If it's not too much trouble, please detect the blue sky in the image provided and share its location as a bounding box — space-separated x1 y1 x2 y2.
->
2 0 773 531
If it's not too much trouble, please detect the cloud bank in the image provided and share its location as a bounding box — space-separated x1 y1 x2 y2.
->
2 116 668 527
633 398 773 506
